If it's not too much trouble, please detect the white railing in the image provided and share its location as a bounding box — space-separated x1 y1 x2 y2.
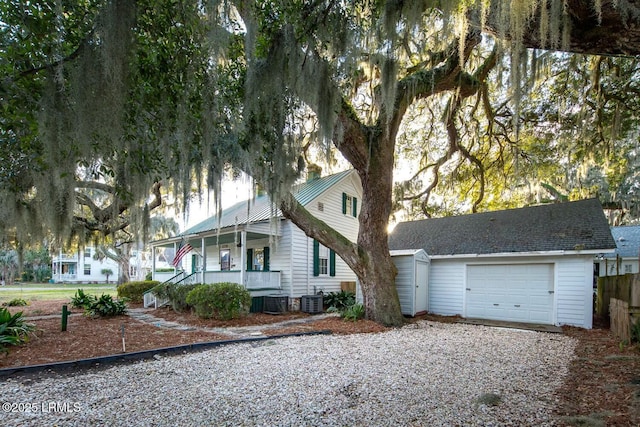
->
203 270 281 289
52 254 78 261
246 271 281 290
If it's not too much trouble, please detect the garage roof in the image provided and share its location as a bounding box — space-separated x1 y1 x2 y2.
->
388 199 616 256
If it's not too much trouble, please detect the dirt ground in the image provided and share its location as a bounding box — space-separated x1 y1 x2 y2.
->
2 300 639 426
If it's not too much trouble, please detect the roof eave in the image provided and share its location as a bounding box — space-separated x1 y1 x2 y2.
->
429 248 616 259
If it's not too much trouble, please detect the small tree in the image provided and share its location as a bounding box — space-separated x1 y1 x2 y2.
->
101 268 113 284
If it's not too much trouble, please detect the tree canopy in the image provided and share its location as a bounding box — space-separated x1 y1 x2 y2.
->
2 0 640 323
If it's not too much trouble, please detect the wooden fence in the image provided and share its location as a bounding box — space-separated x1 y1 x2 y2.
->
598 273 640 342
610 298 631 342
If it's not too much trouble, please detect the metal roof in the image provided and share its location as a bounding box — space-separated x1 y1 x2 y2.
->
180 169 355 236
606 225 640 259
388 199 616 256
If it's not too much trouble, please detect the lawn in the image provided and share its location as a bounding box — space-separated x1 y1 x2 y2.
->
0 283 117 303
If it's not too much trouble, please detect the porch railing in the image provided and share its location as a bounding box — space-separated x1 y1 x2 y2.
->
203 270 281 290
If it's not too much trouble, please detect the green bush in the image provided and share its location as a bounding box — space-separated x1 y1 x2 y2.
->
186 282 251 320
71 289 97 309
85 294 127 317
341 303 365 322
324 291 356 310
117 281 159 303
150 282 200 312
0 308 35 354
2 298 28 307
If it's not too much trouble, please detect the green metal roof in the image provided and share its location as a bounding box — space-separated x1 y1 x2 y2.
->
180 169 355 236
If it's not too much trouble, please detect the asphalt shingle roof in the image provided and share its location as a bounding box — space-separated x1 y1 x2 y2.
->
607 225 640 258
388 199 616 256
181 170 354 236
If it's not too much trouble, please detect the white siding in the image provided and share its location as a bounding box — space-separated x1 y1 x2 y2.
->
556 257 593 329
289 225 358 297
308 173 361 242
290 225 311 296
429 259 465 315
287 172 361 297
429 255 594 328
393 255 414 315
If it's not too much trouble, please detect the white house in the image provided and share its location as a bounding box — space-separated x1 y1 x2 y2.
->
149 169 362 306
596 225 640 276
51 246 120 283
388 199 616 329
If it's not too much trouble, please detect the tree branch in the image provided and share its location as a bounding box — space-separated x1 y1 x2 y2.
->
280 193 364 276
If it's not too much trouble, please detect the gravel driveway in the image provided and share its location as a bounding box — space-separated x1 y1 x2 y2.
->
2 321 575 426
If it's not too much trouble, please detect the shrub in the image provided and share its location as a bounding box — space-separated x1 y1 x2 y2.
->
150 282 200 312
71 289 97 309
169 284 200 312
2 298 28 307
341 303 365 322
117 281 159 303
186 282 251 320
0 308 35 354
324 291 355 310
85 294 127 317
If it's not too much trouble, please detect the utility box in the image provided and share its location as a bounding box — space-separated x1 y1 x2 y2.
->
250 296 264 313
263 295 289 314
301 295 323 314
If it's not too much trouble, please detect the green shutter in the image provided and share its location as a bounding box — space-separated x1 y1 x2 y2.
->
329 249 336 276
246 248 253 271
352 197 358 218
263 246 270 271
342 192 347 214
313 240 319 276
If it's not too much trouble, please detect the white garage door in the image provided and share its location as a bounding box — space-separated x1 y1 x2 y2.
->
466 264 554 324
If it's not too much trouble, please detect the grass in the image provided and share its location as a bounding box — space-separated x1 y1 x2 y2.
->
0 283 117 303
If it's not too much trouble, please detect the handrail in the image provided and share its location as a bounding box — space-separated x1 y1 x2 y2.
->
174 272 197 285
143 271 187 295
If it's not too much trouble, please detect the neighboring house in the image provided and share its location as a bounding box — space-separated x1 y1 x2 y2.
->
51 246 120 283
388 199 616 329
596 225 640 276
149 169 362 305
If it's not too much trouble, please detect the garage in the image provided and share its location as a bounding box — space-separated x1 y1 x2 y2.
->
466 264 554 324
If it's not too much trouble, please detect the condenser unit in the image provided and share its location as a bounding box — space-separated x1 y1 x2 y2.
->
263 295 289 314
301 295 323 314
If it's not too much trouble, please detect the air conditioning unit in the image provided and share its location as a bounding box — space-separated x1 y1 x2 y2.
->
301 295 323 314
263 296 289 314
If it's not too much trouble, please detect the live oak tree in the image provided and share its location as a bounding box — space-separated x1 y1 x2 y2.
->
2 0 640 325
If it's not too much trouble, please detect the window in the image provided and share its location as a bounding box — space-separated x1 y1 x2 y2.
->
220 248 231 271
318 245 328 275
84 264 91 275
342 192 358 218
84 248 91 258
624 264 633 273
246 247 270 271
313 240 336 277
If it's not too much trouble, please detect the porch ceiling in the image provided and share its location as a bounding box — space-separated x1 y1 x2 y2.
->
153 231 271 249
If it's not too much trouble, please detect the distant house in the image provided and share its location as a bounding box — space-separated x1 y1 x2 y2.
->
51 247 120 283
596 225 640 276
149 169 362 306
388 199 616 329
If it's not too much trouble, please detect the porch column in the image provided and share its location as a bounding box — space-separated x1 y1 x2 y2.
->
173 241 178 272
152 244 156 281
201 237 206 283
240 231 246 286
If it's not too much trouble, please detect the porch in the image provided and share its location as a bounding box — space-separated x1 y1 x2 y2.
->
147 225 284 308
